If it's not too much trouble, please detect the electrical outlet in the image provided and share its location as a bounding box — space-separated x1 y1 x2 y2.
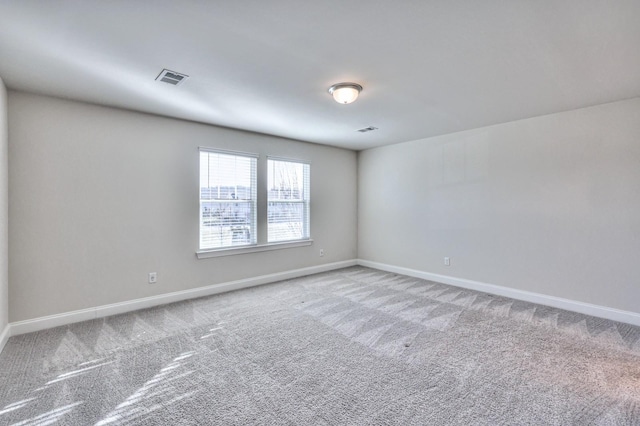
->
148 272 157 284
444 257 450 266
319 249 324 257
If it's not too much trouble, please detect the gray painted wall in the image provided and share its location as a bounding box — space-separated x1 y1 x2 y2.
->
0 78 7 333
358 97 640 314
8 92 357 322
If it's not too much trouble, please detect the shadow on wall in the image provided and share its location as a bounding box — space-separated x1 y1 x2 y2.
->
426 132 490 188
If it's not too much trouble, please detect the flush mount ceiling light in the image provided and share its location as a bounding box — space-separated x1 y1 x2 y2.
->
328 83 363 104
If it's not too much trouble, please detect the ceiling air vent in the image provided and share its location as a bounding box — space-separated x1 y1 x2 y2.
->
356 126 378 133
156 69 189 86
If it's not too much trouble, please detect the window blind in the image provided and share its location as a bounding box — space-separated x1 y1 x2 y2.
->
199 150 257 250
267 159 310 243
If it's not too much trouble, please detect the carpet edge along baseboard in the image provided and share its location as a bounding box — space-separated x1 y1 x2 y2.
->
6 260 358 339
357 259 640 328
4 258 639 347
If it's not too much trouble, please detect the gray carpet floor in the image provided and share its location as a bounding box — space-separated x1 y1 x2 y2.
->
1 266 640 425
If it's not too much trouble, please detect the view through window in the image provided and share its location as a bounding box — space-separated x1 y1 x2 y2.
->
199 150 257 250
268 159 310 242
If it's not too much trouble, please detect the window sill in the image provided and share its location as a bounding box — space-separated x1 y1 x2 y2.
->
196 239 313 259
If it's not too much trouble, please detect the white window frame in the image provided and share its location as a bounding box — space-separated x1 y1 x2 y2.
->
267 157 311 243
196 150 313 259
198 148 258 251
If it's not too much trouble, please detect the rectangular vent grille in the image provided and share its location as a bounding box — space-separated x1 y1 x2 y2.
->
156 69 189 86
356 126 378 133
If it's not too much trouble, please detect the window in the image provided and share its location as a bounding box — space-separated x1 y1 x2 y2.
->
268 158 310 242
197 150 312 256
199 149 257 250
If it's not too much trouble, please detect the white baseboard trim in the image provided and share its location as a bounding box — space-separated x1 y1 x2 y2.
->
8 259 357 338
357 259 640 327
0 323 9 354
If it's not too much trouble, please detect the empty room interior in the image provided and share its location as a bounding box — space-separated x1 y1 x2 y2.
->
1 1 639 424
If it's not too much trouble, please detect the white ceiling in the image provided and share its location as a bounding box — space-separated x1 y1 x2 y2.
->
1 1 640 151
